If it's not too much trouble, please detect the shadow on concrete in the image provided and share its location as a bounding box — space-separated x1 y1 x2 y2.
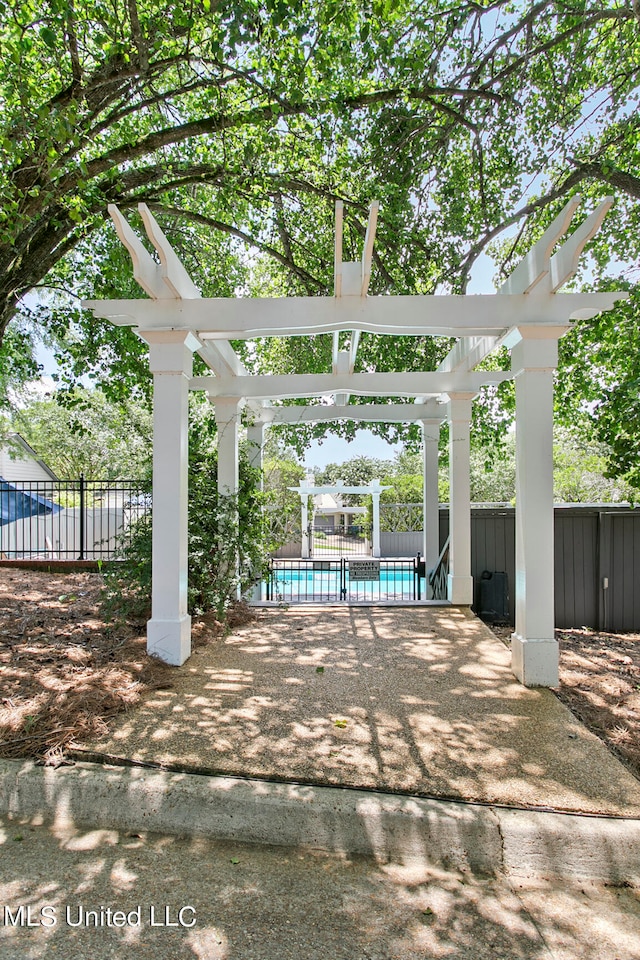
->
79 606 640 816
1 787 640 960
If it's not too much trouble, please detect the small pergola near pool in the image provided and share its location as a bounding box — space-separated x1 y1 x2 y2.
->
84 196 625 687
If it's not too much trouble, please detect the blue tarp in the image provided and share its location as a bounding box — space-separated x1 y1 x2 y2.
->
0 478 62 526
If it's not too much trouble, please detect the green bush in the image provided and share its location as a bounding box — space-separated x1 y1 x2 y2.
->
103 407 268 623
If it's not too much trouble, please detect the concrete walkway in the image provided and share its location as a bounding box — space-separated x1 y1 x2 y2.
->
1 810 639 960
79 605 640 817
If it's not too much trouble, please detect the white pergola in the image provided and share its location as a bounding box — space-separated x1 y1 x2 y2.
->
291 478 390 558
84 195 626 686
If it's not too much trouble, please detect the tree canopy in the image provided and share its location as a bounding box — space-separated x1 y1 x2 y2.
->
8 386 152 477
1 1 639 481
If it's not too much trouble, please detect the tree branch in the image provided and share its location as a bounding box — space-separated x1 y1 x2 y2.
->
143 203 325 292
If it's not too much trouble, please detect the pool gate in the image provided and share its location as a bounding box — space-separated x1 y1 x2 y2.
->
263 555 427 603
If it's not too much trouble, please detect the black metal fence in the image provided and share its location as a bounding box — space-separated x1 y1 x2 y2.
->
0 477 149 561
263 557 425 603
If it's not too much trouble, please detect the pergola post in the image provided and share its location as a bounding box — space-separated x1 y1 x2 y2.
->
214 397 241 496
510 328 566 686
212 396 242 598
246 421 265 490
141 330 198 666
421 421 440 591
301 495 310 558
371 480 382 558
446 393 474 605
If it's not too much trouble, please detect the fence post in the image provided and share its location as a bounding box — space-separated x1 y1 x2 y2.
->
78 474 85 560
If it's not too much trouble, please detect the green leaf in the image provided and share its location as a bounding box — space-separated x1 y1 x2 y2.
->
39 27 56 49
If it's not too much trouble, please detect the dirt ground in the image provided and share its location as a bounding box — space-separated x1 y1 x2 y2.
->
1 568 639 788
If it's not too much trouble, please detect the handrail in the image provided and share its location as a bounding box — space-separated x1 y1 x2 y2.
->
428 535 450 600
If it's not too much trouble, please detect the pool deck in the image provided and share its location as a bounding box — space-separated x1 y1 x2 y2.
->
78 605 640 818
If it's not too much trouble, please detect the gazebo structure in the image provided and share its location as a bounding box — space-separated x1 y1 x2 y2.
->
84 195 626 686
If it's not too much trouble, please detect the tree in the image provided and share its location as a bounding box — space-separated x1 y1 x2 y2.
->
556 287 640 492
2 2 639 477
315 453 392 506
9 386 152 478
261 436 306 547
377 431 640 504
552 426 640 504
316 454 390 486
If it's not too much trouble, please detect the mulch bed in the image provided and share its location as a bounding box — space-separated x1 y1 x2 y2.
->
1 568 639 785
0 568 244 765
491 624 640 782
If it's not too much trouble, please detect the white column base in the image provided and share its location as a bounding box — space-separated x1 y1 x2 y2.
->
447 574 474 604
511 634 559 687
147 616 192 666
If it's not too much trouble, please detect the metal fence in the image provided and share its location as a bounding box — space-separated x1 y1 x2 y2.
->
263 557 425 603
0 478 149 560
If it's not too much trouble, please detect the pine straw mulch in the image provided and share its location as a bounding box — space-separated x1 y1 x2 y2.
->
0 567 253 766
490 624 640 783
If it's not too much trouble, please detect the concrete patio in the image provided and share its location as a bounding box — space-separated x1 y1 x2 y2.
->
79 606 640 818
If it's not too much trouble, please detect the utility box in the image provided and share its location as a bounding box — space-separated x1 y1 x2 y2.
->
476 570 509 624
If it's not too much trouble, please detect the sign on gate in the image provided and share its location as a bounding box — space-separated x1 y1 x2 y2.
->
349 560 380 581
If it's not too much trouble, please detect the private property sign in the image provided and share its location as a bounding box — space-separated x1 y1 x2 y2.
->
349 560 380 581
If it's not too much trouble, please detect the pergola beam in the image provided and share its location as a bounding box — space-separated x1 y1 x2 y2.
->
332 201 379 404
259 401 445 425
108 204 172 300
437 336 499 374
193 370 512 400
138 203 201 299
544 197 613 294
83 291 625 337
499 196 582 296
333 200 344 299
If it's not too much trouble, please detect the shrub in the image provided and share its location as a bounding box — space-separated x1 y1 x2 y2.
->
103 408 268 623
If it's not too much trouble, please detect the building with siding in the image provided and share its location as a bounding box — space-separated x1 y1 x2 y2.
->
0 434 58 483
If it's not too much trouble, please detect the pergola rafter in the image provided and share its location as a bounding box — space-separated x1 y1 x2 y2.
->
83 195 626 689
